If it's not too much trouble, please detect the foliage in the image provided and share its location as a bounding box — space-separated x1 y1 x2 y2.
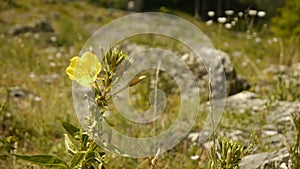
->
15 121 107 169
0 136 17 160
271 0 300 37
209 137 244 169
208 134 257 169
272 73 300 101
289 113 300 169
13 47 143 168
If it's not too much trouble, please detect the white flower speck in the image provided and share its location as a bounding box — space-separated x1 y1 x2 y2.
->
280 162 288 169
207 11 215 17
225 23 232 29
273 37 278 43
249 10 257 16
217 17 227 23
56 52 62 59
258 11 266 17
232 51 242 58
231 21 236 26
34 96 42 102
50 62 56 67
34 33 40 39
225 10 234 16
255 37 261 43
206 20 213 26
190 155 199 160
242 61 248 67
224 42 229 47
256 59 261 63
50 36 57 42
29 72 36 79
238 12 243 17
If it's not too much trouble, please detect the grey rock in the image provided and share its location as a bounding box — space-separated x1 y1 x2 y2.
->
225 91 300 129
7 87 40 112
179 49 251 96
240 148 290 169
185 49 250 96
261 134 285 149
121 43 250 96
225 91 266 113
240 151 270 169
227 129 245 141
189 91 299 168
8 87 34 99
8 19 54 35
120 42 145 54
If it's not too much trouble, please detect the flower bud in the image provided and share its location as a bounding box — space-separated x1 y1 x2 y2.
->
129 76 147 87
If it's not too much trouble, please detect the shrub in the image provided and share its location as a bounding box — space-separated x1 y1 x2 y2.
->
271 0 300 37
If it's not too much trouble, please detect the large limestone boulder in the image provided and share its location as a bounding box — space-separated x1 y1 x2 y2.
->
121 43 250 96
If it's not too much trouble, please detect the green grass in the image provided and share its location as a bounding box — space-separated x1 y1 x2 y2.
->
0 0 299 168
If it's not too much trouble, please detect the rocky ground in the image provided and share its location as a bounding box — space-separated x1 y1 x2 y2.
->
192 91 299 169
121 43 300 168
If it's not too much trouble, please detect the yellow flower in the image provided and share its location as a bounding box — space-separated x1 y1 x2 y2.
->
66 51 102 87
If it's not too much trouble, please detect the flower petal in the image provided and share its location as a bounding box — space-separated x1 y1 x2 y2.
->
66 56 79 80
65 52 102 87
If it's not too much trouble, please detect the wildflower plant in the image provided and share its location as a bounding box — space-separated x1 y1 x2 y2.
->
208 133 257 169
74 47 132 141
13 46 138 169
208 137 244 169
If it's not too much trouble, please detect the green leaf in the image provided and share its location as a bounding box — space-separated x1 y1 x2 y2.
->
62 121 80 139
80 133 89 150
14 154 69 169
85 151 97 159
70 152 85 169
85 151 102 163
64 134 77 155
82 151 106 169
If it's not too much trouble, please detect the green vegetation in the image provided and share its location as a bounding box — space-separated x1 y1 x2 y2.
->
271 0 300 37
289 113 300 169
209 137 247 169
0 0 299 168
